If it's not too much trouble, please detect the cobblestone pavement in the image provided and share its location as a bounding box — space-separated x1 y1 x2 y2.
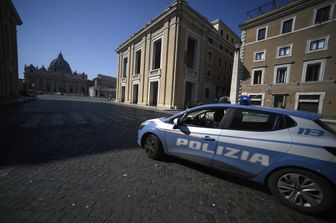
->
0 99 335 223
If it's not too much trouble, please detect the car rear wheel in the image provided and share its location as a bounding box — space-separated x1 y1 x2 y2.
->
268 168 335 214
143 134 164 160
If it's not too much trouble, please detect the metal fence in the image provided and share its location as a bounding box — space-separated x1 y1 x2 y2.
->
246 0 295 19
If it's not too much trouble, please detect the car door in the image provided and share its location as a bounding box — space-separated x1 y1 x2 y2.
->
165 107 228 166
211 108 292 177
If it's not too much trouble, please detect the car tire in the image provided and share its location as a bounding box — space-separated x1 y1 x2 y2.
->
268 168 336 214
143 134 164 160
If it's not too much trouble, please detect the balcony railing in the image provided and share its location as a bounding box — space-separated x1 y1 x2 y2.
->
149 69 161 77
246 0 295 19
121 77 126 82
133 74 140 80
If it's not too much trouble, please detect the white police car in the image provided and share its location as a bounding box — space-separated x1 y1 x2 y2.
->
137 103 336 214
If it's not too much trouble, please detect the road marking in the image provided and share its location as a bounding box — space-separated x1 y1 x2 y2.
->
85 113 104 122
21 114 42 128
51 113 64 125
70 112 87 124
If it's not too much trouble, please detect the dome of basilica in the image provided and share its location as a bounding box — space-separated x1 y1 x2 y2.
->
48 52 72 73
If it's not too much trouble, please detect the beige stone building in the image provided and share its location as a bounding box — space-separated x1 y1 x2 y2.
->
239 0 336 119
0 0 22 99
115 0 239 108
89 74 116 98
24 53 88 95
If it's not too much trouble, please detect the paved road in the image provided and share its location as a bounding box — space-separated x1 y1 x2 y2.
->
0 98 334 223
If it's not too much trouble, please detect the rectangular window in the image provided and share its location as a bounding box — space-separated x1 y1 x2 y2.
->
302 59 325 82
205 88 210 98
135 50 141 74
309 39 325 51
282 19 293 34
278 46 291 57
253 70 262 85
249 94 263 106
206 70 211 78
257 27 266 41
273 95 286 108
187 37 197 69
152 39 162 70
207 50 213 64
122 57 128 78
275 67 287 84
273 64 291 84
315 5 331 24
298 95 320 113
209 38 213 44
307 36 329 53
254 51 265 61
305 63 320 82
218 57 222 68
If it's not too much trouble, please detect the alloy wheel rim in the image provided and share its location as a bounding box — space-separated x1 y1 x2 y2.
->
277 173 323 208
144 137 155 156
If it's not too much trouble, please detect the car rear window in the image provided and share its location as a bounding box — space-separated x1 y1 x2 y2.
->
229 109 279 131
315 120 336 136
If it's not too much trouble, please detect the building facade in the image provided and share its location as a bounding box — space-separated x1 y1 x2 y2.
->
116 0 239 108
89 74 116 98
24 53 88 95
240 0 336 119
0 0 22 99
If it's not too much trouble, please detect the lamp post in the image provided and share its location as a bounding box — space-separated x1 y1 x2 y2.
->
229 41 242 104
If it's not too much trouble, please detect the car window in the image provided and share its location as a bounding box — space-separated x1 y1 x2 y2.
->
228 109 279 131
182 108 227 129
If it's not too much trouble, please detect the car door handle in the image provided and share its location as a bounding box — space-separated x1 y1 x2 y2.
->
203 136 215 141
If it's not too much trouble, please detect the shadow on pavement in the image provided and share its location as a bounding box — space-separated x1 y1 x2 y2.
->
0 99 167 167
163 156 336 222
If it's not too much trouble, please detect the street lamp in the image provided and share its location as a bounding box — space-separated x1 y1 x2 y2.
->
229 41 242 104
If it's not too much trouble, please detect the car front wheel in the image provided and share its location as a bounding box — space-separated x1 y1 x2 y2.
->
268 168 335 214
143 134 164 160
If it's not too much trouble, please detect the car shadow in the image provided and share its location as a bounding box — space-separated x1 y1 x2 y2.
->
162 155 336 222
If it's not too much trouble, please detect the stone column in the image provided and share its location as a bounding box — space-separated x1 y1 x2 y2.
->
116 53 121 101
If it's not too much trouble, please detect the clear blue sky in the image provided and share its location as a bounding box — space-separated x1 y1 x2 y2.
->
13 0 267 80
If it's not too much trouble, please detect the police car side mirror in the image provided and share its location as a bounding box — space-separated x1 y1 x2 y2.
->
173 118 180 126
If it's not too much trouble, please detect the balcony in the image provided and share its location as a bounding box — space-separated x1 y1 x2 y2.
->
149 69 161 77
121 77 126 83
185 68 198 78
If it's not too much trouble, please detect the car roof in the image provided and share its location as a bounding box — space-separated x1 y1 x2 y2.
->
185 103 320 121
